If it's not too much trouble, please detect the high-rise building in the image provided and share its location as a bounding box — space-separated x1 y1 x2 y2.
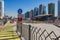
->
39 4 42 14
29 10 33 18
33 7 38 17
38 4 46 14
25 11 30 18
58 0 60 19
0 0 4 18
22 14 25 20
48 3 55 16
43 6 46 14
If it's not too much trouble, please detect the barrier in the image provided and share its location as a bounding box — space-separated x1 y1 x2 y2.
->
21 24 31 40
18 24 60 40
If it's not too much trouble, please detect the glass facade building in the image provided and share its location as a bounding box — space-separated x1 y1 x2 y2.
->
39 4 46 14
29 10 33 18
48 3 55 16
25 11 30 18
33 7 38 17
0 0 4 17
0 2 2 10
43 6 46 14
58 0 60 19
39 4 43 14
0 1 2 16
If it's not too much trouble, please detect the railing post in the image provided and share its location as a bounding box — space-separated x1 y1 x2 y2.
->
29 25 31 40
31 26 34 40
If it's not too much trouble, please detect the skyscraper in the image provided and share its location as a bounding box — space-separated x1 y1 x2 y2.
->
38 4 43 14
43 6 46 14
25 11 30 18
48 3 55 16
58 0 60 19
29 10 33 18
0 0 4 18
38 4 46 14
33 7 38 17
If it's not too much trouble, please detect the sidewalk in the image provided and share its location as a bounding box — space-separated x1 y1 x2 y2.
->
0 22 20 40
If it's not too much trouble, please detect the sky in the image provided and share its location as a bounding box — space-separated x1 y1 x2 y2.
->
4 0 58 17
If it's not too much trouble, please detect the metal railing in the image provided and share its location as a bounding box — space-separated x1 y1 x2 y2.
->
55 36 60 40
19 24 60 40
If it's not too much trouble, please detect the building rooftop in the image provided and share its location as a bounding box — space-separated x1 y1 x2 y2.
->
35 14 53 18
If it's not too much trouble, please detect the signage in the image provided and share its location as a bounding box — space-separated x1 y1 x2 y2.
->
18 9 22 14
17 8 22 37
18 17 22 22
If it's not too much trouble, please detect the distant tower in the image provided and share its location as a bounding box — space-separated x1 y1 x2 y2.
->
33 7 38 17
39 4 43 14
38 4 46 15
58 0 60 19
48 3 55 16
43 6 46 14
29 10 33 18
25 11 30 18
0 0 4 18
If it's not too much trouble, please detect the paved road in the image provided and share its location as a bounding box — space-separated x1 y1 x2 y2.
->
0 21 20 40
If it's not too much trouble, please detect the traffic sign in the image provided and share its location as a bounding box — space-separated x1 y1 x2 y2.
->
18 18 22 22
17 9 22 37
18 9 22 14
